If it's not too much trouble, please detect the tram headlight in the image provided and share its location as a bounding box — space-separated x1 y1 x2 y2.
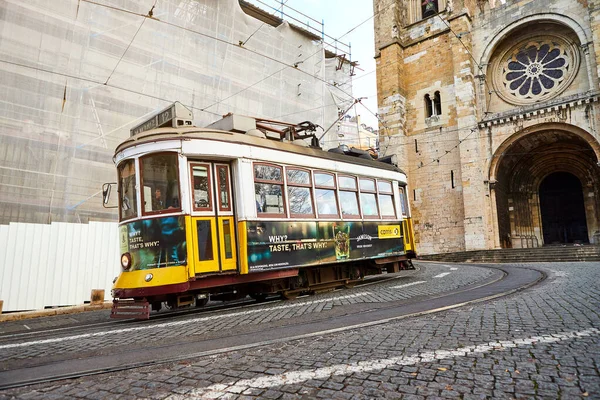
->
121 252 132 270
145 273 153 282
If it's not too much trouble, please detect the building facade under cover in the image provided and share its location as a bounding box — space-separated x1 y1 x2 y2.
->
0 0 355 311
0 0 353 226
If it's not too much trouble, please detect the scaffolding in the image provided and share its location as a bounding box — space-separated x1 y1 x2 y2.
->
0 0 355 225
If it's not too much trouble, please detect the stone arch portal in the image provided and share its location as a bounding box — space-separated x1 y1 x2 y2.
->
490 124 600 248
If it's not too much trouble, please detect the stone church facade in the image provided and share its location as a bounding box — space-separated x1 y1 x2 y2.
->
374 0 600 255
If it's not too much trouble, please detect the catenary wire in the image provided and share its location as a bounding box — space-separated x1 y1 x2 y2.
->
242 0 291 46
7 1 591 165
78 0 378 132
104 1 157 85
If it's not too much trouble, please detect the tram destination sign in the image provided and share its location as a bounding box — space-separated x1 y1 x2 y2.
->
130 102 193 136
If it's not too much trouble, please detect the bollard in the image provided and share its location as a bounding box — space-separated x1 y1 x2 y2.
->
90 289 105 305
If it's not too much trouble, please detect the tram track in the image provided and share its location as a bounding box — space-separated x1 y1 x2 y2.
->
0 272 407 343
0 263 544 391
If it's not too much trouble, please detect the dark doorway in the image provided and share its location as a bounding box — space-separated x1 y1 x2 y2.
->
539 172 589 244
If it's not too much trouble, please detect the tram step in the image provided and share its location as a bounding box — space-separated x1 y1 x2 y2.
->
110 299 150 320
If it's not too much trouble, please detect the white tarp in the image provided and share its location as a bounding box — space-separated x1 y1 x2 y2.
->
0 0 354 311
0 0 353 226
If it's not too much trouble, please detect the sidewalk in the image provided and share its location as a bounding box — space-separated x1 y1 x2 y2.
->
0 302 113 323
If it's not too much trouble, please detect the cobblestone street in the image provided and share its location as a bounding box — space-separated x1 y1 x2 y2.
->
1 261 599 399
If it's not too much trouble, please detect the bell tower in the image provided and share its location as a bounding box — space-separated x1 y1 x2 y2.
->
373 0 486 254
374 0 600 254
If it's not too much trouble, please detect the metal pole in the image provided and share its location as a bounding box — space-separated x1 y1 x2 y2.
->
319 98 364 141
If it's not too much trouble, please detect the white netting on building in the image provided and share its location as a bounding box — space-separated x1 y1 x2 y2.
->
0 0 354 224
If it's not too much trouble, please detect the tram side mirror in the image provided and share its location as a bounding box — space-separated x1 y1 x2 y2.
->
102 183 118 208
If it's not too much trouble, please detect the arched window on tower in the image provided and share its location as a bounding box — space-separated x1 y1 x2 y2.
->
434 91 442 115
425 92 442 119
425 94 433 118
421 0 438 18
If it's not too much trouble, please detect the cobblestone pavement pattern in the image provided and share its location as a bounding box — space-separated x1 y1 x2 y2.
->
1 262 599 399
0 263 494 362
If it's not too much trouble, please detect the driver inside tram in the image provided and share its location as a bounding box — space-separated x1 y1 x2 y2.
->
152 187 165 210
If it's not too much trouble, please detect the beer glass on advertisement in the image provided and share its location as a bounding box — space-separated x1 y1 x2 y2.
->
333 224 350 260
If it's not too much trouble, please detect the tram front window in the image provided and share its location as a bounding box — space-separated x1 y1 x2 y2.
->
141 153 181 214
118 159 138 221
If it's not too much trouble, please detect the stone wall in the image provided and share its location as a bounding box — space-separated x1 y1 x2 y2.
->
374 0 600 254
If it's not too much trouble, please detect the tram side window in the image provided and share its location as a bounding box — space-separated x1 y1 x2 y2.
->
314 172 338 217
378 180 396 218
140 153 181 214
118 159 137 221
254 164 285 215
338 176 360 218
360 178 379 218
398 187 408 216
287 168 314 217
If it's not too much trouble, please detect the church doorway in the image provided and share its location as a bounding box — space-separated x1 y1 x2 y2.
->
539 172 588 244
490 124 600 249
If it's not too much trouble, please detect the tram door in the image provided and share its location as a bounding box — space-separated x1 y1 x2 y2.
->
189 162 237 274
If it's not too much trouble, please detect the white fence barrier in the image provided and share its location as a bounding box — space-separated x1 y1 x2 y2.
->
0 222 120 312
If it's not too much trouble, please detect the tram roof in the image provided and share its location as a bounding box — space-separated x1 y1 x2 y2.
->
115 127 406 176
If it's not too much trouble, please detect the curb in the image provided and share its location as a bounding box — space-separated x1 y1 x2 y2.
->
0 302 112 323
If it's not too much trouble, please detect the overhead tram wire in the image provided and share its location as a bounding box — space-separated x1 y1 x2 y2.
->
318 97 367 141
431 11 497 113
0 1 363 147
78 0 404 144
320 6 596 160
79 0 364 115
335 0 397 41
71 0 495 157
104 1 157 85
408 127 479 173
0 56 223 152
201 46 326 113
241 0 290 46
0 59 223 118
338 9 499 156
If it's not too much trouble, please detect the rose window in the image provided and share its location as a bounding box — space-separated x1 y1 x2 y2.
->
494 36 579 105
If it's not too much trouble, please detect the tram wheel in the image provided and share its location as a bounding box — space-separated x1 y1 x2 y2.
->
151 302 162 312
164 299 177 310
195 297 209 308
281 290 299 300
250 293 268 302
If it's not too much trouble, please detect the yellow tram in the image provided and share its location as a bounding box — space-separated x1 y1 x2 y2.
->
104 103 416 319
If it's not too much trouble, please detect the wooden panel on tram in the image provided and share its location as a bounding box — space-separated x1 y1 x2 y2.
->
190 217 220 274
219 216 237 271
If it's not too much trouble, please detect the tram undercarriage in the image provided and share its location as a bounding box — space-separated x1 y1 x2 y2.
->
111 257 414 319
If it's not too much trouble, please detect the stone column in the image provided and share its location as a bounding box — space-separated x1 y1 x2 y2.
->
449 15 488 251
